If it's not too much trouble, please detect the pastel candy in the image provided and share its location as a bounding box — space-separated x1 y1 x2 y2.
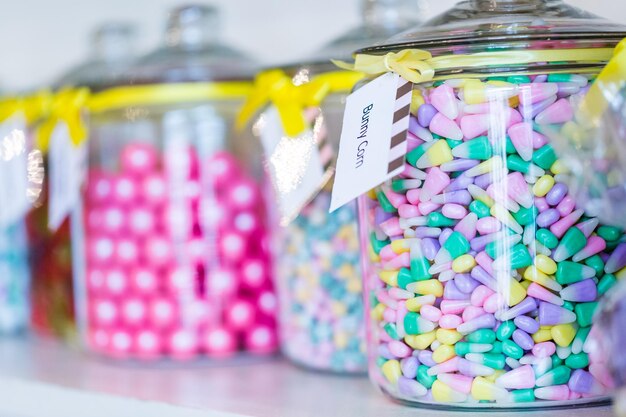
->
430 113 463 141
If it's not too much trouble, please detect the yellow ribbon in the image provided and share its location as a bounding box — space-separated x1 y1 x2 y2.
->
334 48 615 84
576 38 626 127
36 87 90 152
0 90 53 126
236 69 364 137
87 82 252 113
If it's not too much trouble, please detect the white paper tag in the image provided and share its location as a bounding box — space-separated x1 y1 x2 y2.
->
48 122 86 231
0 116 30 228
330 73 412 212
259 106 326 225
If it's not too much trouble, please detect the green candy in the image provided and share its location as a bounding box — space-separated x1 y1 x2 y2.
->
548 74 578 83
496 321 516 341
575 302 598 328
607 240 621 251
597 226 622 242
562 301 575 311
491 341 503 354
573 327 591 352
565 353 589 369
538 365 571 386
555 261 593 285
370 233 389 255
509 244 533 269
478 353 506 370
446 139 463 149
376 356 387 367
513 206 539 227
511 389 536 402
467 329 496 344
485 238 517 259
555 227 587 262
384 323 401 340
507 155 531 174
454 136 492 160
552 355 563 368
444 231 471 259
507 75 532 84
376 191 396 213
502 339 524 359
455 342 491 356
417 365 437 389
598 274 617 295
586 255 605 278
410 257 432 281
427 212 456 227
470 200 491 219
532 145 557 170
536 229 559 249
397 268 415 290
505 136 517 154
407 143 431 167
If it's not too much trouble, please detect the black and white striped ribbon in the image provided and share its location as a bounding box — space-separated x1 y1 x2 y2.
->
387 78 413 175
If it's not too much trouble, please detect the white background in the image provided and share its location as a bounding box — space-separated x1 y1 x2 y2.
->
0 0 623 91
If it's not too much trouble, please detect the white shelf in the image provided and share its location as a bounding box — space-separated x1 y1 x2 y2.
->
0 338 615 417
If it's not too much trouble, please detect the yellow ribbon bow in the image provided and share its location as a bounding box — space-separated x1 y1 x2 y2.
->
334 49 435 84
37 87 90 152
0 90 53 126
236 69 363 137
577 38 626 127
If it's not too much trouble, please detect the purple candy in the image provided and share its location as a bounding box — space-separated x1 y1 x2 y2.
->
470 266 498 292
514 315 540 334
454 273 481 294
432 190 473 205
378 343 395 360
421 238 440 261
443 280 471 300
415 227 442 239
500 297 538 321
417 104 437 128
398 376 426 397
512 329 535 350
439 228 453 246
568 369 596 394
561 279 597 302
441 159 481 173
470 234 499 252
605 242 626 274
474 173 494 189
375 207 395 226
446 174 474 192
401 356 420 379
545 183 568 206
418 350 436 367
536 208 561 228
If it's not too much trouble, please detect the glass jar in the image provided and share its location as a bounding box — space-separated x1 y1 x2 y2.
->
352 0 626 407
246 0 422 373
27 23 138 339
72 5 277 360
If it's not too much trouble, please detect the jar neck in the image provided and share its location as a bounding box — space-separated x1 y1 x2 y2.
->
165 5 219 49
469 0 558 12
92 23 136 63
361 0 420 28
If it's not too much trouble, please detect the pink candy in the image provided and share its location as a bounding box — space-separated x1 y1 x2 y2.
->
83 143 277 360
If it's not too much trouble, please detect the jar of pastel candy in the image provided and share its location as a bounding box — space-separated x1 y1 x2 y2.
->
238 0 422 373
27 22 137 340
71 5 278 360
0 221 30 335
345 0 626 408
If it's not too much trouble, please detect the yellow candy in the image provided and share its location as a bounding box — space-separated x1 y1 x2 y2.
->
535 254 558 275
371 303 386 321
533 175 555 197
463 80 487 105
368 244 380 263
405 331 436 350
532 327 553 343
485 369 506 383
334 331 348 349
436 329 463 345
379 270 398 287
552 323 577 347
425 140 454 167
506 278 527 307
410 90 426 115
432 380 468 403
331 302 347 317
391 239 413 254
523 266 561 292
367 189 378 199
471 376 507 401
412 280 444 297
347 278 362 293
381 359 402 384
616 266 626 280
406 295 436 312
452 254 476 273
432 345 456 363
550 160 568 175
520 279 532 290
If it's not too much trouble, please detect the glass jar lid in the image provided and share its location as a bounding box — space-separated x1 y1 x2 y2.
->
359 0 626 57
54 22 138 90
127 4 255 84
